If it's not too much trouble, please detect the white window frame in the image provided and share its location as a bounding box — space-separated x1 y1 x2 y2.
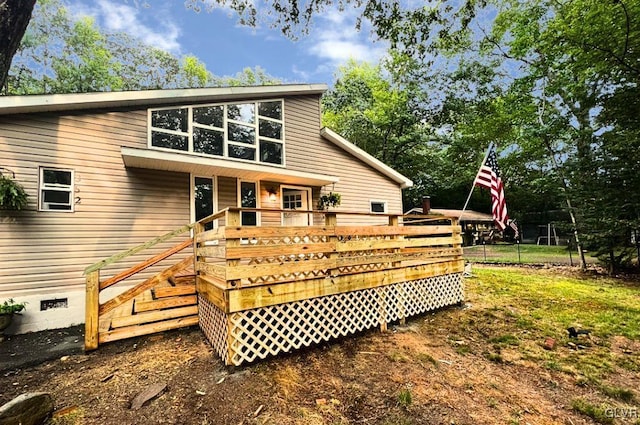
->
237 179 261 226
147 106 191 152
39 167 74 212
370 200 387 214
148 99 285 167
190 174 218 228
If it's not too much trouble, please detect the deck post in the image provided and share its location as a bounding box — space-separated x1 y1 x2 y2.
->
324 212 338 279
451 218 461 249
193 222 204 277
324 211 337 226
379 288 388 332
85 270 100 351
226 209 241 288
389 214 406 326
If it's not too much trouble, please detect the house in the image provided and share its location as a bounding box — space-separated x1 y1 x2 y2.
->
405 197 494 245
1 85 465 365
0 84 413 334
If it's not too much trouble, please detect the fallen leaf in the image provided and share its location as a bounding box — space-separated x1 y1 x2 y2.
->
130 383 167 410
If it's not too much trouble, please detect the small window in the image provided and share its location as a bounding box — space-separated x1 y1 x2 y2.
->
194 176 215 231
239 181 259 226
39 167 74 212
370 200 387 214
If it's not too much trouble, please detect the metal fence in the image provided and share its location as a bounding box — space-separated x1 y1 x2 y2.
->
463 243 599 266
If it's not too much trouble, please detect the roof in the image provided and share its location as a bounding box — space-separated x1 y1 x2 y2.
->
0 85 412 190
405 207 494 222
320 128 413 189
0 84 328 115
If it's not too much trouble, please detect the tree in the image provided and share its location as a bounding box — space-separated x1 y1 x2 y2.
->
0 0 36 92
4 0 280 94
50 16 124 93
2 0 486 92
6 0 175 94
457 0 640 271
322 55 441 208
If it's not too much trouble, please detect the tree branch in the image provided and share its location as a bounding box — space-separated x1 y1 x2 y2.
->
0 0 37 91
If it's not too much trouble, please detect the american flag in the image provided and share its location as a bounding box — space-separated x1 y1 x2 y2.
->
474 144 519 238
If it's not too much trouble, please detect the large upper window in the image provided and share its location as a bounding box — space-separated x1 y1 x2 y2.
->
149 100 284 166
39 167 74 212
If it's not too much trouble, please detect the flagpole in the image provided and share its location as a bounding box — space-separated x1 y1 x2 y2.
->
460 142 493 218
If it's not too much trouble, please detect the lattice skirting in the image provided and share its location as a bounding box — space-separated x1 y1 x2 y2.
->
198 296 229 361
199 273 464 366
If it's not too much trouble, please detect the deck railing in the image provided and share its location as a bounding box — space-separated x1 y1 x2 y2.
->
84 222 198 350
195 208 463 316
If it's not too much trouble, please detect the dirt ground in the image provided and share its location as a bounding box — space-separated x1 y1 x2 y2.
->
1 267 638 425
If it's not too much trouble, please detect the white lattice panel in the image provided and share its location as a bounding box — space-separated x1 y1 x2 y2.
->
198 295 229 362
199 273 464 366
382 273 464 322
226 288 381 365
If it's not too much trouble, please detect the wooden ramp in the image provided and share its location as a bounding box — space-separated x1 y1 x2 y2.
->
85 225 198 350
98 276 198 345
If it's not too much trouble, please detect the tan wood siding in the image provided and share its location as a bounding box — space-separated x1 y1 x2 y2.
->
0 112 189 295
259 181 282 226
216 176 237 227
284 96 403 225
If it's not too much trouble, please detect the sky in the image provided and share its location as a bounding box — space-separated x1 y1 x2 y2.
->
70 0 389 85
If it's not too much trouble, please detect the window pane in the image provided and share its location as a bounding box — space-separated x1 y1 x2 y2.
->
228 145 255 160
227 103 255 124
193 105 223 128
240 181 258 227
259 120 282 139
151 131 188 151
371 202 386 213
228 122 255 145
241 211 257 226
194 127 224 156
259 140 283 164
258 101 282 120
43 190 70 204
47 204 72 211
43 169 71 186
194 177 214 230
240 182 257 207
151 108 187 132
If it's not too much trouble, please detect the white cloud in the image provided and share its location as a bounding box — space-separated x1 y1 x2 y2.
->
291 65 310 81
301 6 388 78
309 37 385 63
71 0 182 53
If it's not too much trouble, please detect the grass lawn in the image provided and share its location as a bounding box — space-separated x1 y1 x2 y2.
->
464 243 598 265
464 266 640 424
3 265 639 425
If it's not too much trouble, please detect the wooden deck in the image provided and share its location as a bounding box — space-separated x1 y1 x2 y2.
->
84 208 464 364
195 208 464 365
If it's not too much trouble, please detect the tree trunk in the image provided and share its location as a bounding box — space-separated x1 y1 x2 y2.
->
540 135 587 270
564 195 588 270
0 0 36 93
608 249 616 276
